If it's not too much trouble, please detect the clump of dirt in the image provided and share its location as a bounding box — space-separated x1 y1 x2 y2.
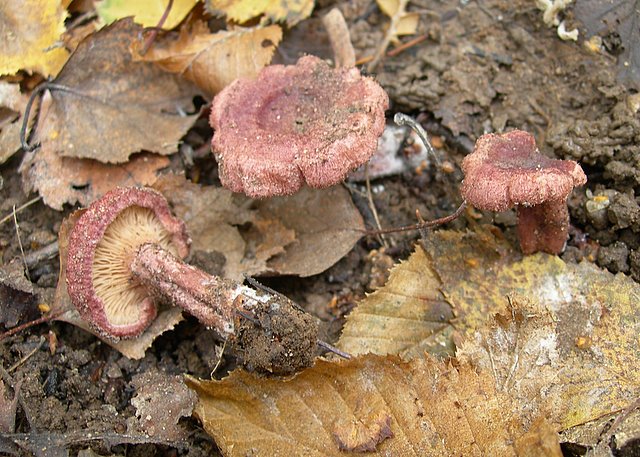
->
233 297 319 375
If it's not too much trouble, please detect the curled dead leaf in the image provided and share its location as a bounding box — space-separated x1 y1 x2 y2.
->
134 22 282 96
205 0 314 26
34 18 201 164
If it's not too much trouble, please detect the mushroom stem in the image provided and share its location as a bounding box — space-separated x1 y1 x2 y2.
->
516 199 570 255
130 243 270 338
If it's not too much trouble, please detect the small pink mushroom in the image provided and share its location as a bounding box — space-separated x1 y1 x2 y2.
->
65 187 323 374
460 130 587 255
210 55 389 198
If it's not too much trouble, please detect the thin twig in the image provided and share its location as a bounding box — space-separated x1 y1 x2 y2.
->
139 0 174 55
24 241 59 269
0 196 41 227
0 311 63 343
210 339 228 378
387 33 429 57
364 164 389 247
12 205 31 283
364 200 467 236
8 336 45 373
317 340 352 359
367 0 410 72
394 112 439 165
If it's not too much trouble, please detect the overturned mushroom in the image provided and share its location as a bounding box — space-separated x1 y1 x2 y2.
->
460 130 586 255
210 54 389 198
66 187 332 374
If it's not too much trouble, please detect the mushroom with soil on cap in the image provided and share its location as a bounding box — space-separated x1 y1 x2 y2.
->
209 54 389 198
460 130 587 255
65 186 343 374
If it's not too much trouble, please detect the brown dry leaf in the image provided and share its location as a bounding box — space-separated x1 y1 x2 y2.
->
0 379 21 433
96 0 198 29
0 81 28 164
154 174 364 279
257 185 365 277
52 211 184 359
0 0 69 76
0 259 38 328
206 0 314 26
129 370 197 441
134 22 282 96
35 18 200 163
20 140 170 210
339 227 640 430
187 354 561 456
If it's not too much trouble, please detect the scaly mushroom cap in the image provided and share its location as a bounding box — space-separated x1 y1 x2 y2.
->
460 130 586 212
460 130 587 255
66 187 190 340
210 55 389 198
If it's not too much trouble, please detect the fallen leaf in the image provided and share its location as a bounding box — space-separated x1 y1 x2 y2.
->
0 0 69 76
154 175 365 279
0 81 28 164
129 370 197 440
0 379 21 433
0 259 38 328
187 354 561 456
34 18 201 164
205 0 314 26
376 0 420 37
52 212 184 359
20 138 170 210
134 22 282 96
338 227 640 429
257 185 365 277
96 0 198 29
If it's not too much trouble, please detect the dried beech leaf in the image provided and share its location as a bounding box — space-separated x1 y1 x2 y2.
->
0 0 69 76
20 140 170 210
339 227 640 429
258 185 365 277
96 0 198 29
376 0 420 37
129 370 197 440
187 354 561 456
0 77 29 164
52 212 184 359
154 175 364 279
206 0 314 26
153 174 280 281
134 22 282 96
36 18 200 163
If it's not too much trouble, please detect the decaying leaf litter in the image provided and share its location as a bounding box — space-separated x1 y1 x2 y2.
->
1 0 639 455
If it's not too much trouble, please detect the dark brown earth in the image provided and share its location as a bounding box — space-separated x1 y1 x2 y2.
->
1 0 638 455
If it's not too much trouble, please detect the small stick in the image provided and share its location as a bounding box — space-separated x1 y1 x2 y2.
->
367 0 410 72
317 340 352 359
322 8 356 68
24 240 59 269
365 164 389 247
387 33 429 57
0 311 63 343
12 206 31 283
8 336 45 373
139 0 174 56
363 200 467 236
394 112 439 165
0 196 41 227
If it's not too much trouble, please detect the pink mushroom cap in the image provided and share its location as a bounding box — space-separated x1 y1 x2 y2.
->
210 55 389 198
66 187 191 340
460 130 587 254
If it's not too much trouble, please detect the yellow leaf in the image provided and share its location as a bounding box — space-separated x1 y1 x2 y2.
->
338 227 640 429
187 354 561 456
207 0 314 26
134 23 282 95
376 0 419 36
96 0 198 29
0 0 69 76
